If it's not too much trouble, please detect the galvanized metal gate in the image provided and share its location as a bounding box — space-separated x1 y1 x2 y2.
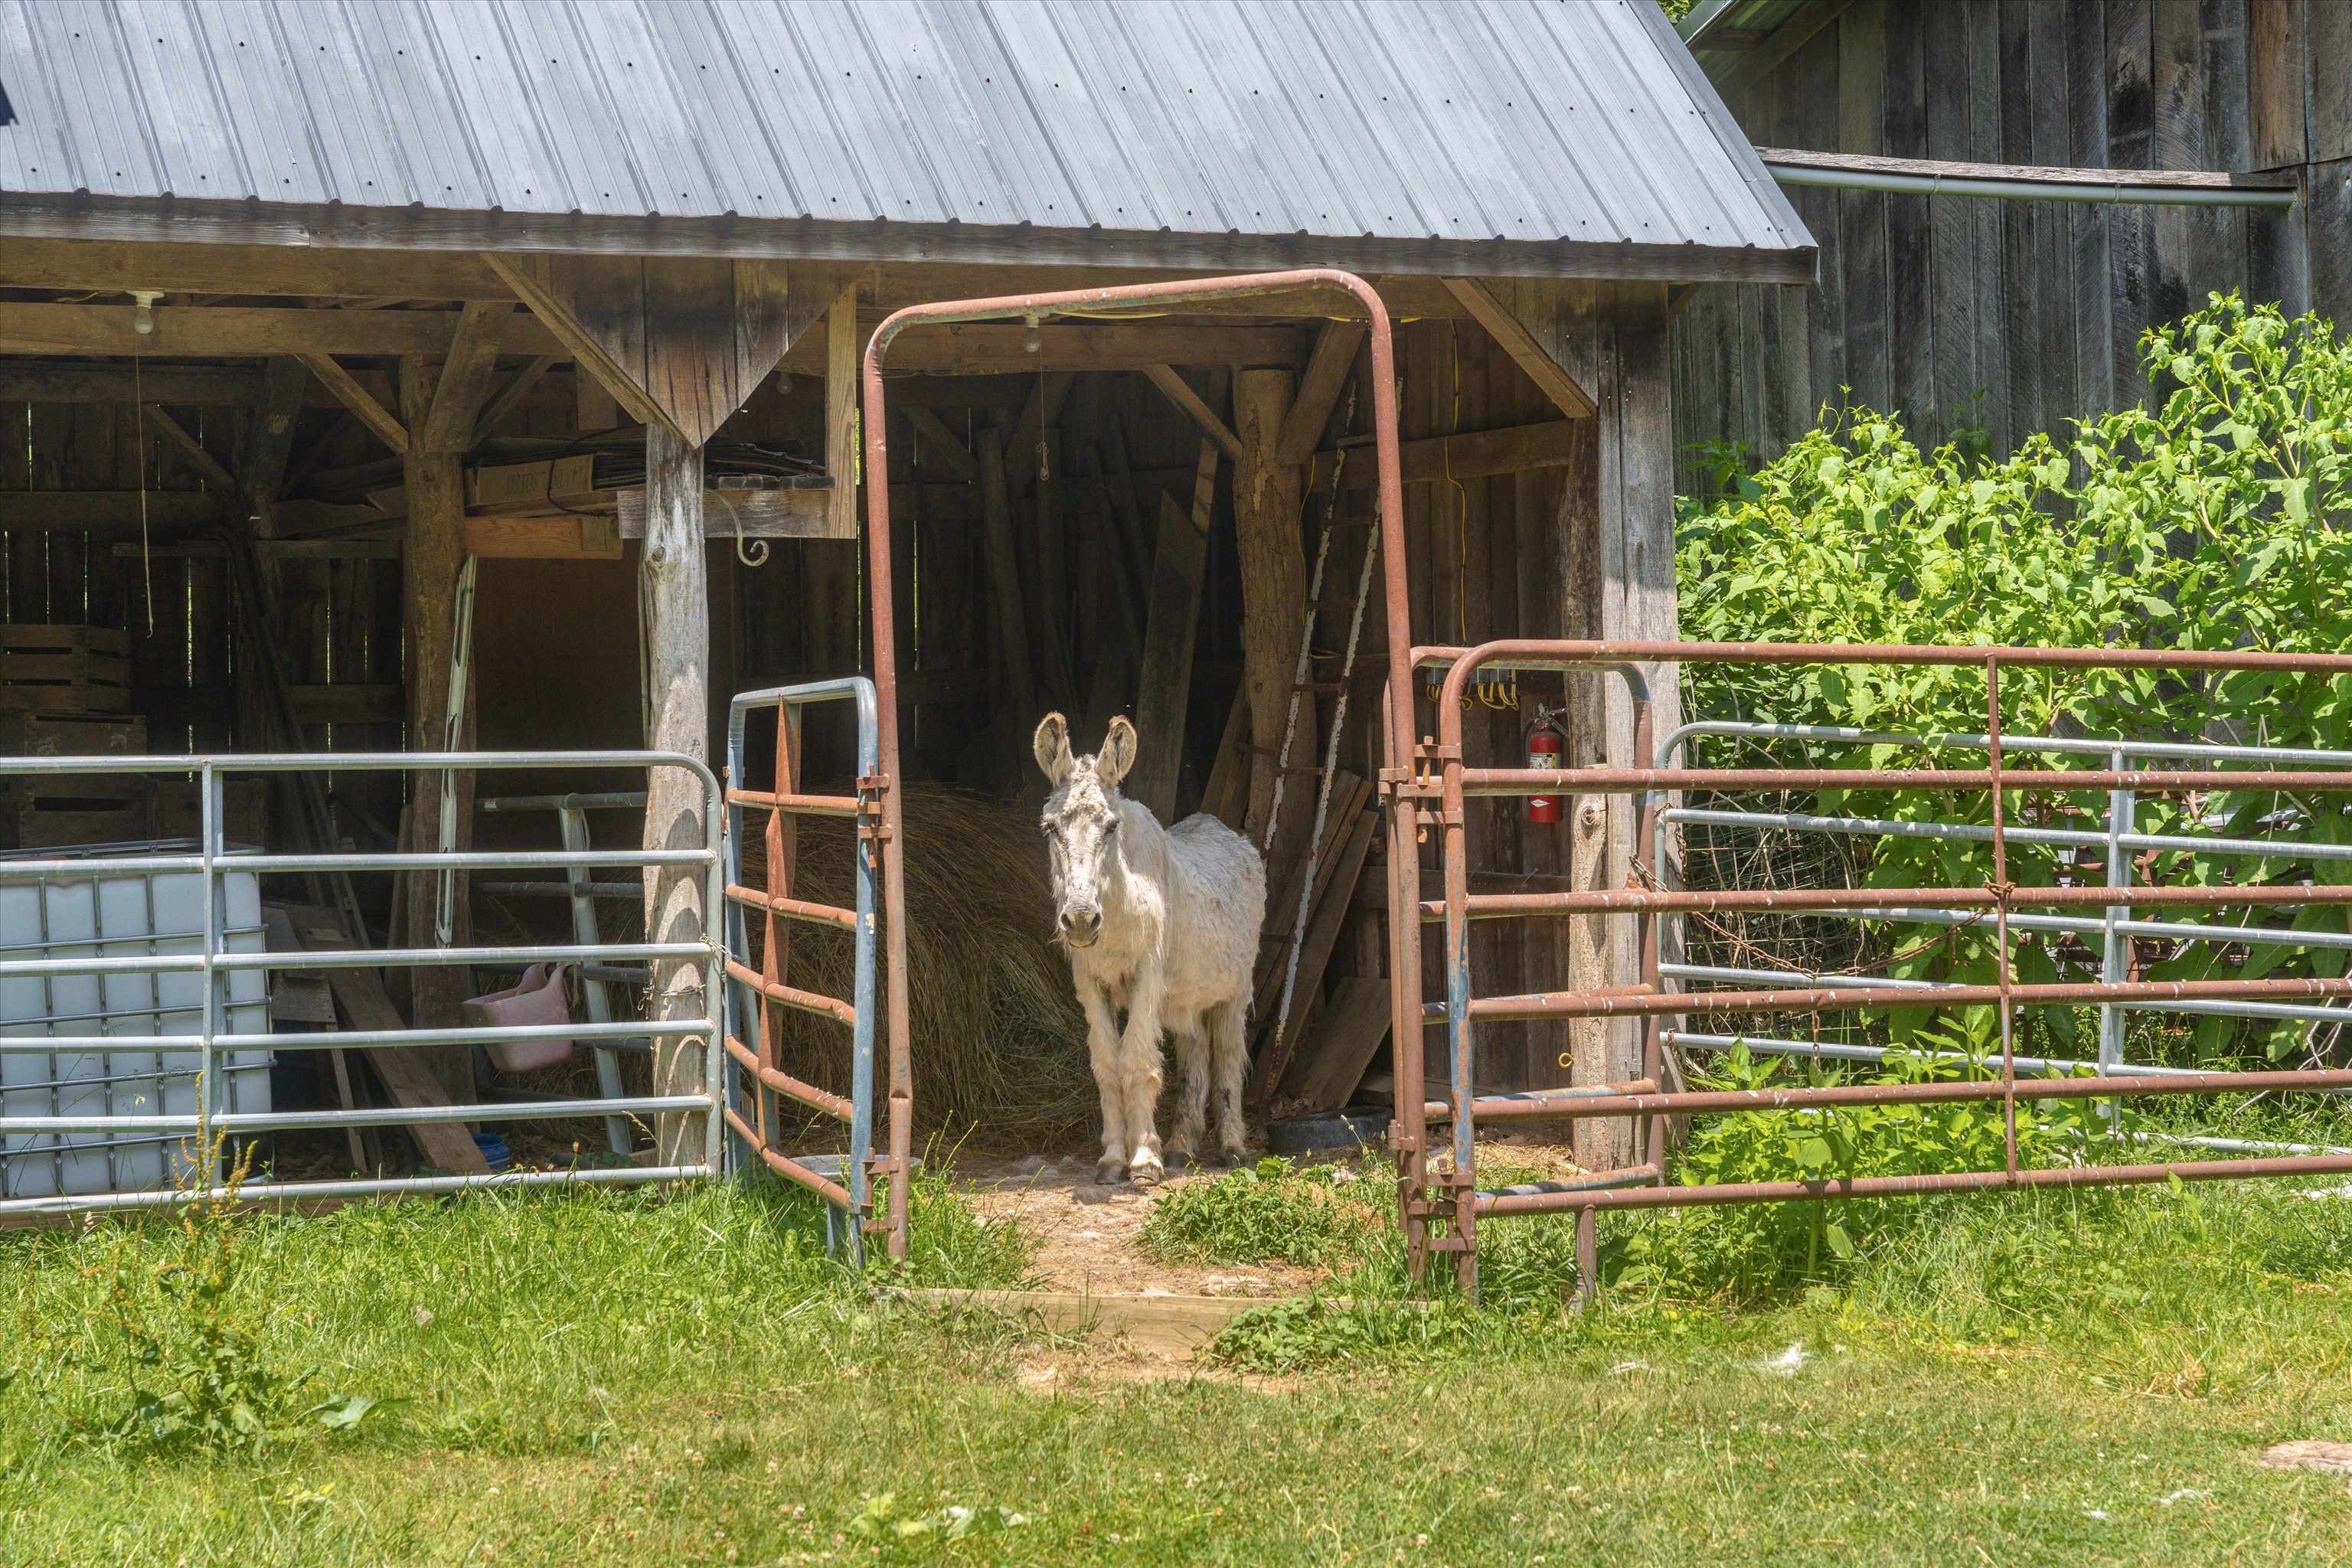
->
718 678 910 1263
0 750 725 1215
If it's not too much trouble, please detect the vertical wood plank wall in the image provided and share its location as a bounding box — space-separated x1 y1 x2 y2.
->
1675 0 2328 485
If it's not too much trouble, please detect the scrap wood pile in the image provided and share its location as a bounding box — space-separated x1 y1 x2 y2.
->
737 782 1096 1148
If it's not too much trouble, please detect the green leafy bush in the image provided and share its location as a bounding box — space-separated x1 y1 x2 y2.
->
1677 294 2352 1065
1607 1044 2115 1304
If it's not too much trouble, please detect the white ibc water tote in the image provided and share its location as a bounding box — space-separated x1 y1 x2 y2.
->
0 841 271 1199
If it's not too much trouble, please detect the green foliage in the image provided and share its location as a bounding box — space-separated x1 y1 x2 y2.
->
1677 294 2352 1063
1140 1157 1389 1268
71 1140 335 1456
1607 1044 2118 1305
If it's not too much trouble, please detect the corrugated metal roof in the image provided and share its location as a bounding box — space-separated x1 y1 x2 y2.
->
0 0 1811 276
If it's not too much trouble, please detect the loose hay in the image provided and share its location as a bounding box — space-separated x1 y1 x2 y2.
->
739 783 1093 1148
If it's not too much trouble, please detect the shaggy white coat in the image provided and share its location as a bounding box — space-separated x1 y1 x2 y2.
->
1033 714 1266 1182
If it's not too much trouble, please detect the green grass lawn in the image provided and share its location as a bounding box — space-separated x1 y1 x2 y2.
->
8 1160 2352 1566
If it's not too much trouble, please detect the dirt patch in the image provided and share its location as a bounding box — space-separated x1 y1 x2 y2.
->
951 1133 1600 1297
952 1152 1328 1298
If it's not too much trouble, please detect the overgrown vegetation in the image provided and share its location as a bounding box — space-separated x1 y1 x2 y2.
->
1677 295 2352 1069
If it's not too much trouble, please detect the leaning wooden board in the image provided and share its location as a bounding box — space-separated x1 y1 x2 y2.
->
301 923 492 1175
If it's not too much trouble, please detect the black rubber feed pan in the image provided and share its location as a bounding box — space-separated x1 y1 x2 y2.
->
1264 1106 1388 1157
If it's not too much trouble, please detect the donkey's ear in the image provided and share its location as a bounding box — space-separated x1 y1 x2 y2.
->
1032 712 1075 785
1097 716 1138 789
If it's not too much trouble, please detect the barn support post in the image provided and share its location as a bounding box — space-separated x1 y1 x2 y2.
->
1233 367 1309 853
642 426 712 1165
395 357 479 1096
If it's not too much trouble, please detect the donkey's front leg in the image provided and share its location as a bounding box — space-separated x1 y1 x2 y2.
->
1079 982 1129 1184
1117 962 1170 1184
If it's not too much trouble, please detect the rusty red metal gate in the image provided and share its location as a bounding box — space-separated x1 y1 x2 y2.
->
1395 639 2352 1299
853 270 2352 1299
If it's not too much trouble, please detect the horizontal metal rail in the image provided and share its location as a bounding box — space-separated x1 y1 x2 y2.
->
1663 1030 2211 1079
724 884 858 930
0 750 726 1215
0 1165 713 1217
722 1034 854 1121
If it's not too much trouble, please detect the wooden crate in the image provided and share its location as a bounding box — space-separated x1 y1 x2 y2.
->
0 626 132 715
0 711 145 756
1 775 149 848
149 778 270 847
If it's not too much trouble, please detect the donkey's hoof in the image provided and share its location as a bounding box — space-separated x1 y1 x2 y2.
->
1129 1154 1167 1186
1208 1146 1246 1169
1093 1159 1128 1185
1164 1148 1194 1171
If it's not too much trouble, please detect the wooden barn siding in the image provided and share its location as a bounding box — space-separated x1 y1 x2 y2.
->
1675 0 2331 487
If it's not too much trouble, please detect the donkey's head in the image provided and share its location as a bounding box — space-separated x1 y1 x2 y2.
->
1032 712 1138 949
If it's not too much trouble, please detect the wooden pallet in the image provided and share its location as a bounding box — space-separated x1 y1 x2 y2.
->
0 626 132 715
0 711 145 756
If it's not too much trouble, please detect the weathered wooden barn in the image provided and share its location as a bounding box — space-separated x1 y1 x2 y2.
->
0 0 1811 1148
1673 0 2342 477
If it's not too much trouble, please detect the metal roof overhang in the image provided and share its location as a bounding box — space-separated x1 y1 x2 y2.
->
0 192 1818 289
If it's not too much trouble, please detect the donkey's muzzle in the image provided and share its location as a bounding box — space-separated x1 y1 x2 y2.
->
1060 909 1102 947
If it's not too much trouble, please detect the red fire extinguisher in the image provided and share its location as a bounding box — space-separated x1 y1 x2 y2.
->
1526 708 1568 825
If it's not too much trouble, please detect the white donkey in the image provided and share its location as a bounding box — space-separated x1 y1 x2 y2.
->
1034 714 1266 1184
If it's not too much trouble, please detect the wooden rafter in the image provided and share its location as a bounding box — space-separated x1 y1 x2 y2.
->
1142 365 1243 462
470 354 557 445
1440 279 1599 420
480 254 673 437
420 301 511 452
296 351 409 453
1276 322 1365 465
140 405 236 492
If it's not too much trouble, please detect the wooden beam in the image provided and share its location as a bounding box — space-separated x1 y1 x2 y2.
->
112 539 402 563
420 301 512 452
0 360 260 405
304 932 492 1175
1142 365 1243 462
1127 444 1218 821
1234 368 1305 848
1753 145 2303 192
977 429 1038 724
824 284 860 541
470 354 557 444
0 238 512 300
900 406 979 480
398 352 475 1089
0 491 222 531
139 406 236 494
462 515 622 560
233 357 312 529
1441 280 1598 420
641 424 714 1165
1275 322 1364 465
0 301 561 358
1310 420 1581 492
296 353 409 453
480 254 675 437
0 239 1472 318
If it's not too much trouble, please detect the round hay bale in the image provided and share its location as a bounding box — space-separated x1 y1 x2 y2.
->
738 783 1093 1148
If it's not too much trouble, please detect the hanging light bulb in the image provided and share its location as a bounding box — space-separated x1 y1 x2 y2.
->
1021 313 1043 354
129 289 162 336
